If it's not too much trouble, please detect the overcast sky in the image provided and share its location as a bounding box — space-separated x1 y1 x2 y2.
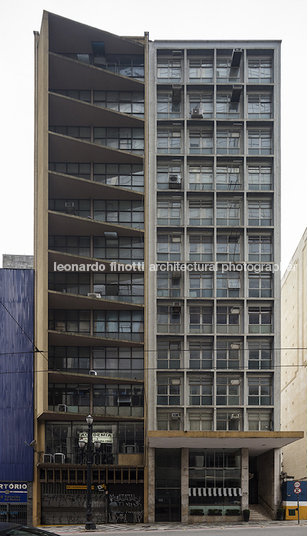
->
0 0 306 272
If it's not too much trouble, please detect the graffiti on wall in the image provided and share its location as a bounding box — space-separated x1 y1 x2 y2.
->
108 493 143 523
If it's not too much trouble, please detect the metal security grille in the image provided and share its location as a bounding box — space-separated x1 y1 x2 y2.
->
0 504 27 524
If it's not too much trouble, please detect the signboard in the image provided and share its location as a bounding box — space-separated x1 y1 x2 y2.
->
0 483 27 504
78 431 113 444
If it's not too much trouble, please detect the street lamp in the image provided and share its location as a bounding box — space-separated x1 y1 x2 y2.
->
79 415 101 530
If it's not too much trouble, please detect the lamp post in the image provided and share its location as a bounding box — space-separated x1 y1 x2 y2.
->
79 415 101 530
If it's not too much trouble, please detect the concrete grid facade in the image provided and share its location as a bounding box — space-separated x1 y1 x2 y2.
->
33 12 302 525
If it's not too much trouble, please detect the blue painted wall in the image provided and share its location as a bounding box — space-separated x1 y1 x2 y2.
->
0 269 34 481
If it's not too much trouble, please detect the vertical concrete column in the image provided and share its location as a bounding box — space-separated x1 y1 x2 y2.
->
181 448 189 522
147 447 155 522
241 448 249 511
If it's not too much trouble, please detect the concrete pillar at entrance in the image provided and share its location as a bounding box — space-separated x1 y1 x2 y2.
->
148 447 155 522
241 448 249 511
181 449 189 522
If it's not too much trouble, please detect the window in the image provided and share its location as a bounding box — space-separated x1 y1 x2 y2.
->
49 199 91 218
216 306 240 334
93 163 144 192
157 59 181 82
93 273 144 303
157 340 181 369
189 58 213 82
216 271 240 297
48 383 90 413
189 305 213 334
216 95 240 119
248 272 272 298
189 93 213 118
217 130 240 155
49 235 91 257
216 411 241 431
248 306 272 334
248 129 272 155
248 235 272 262
157 129 181 154
93 91 144 117
248 411 272 431
54 89 91 103
93 310 144 341
93 384 144 417
157 305 182 334
248 200 272 226
216 376 241 405
216 235 240 262
189 377 213 405
49 309 90 334
157 410 182 430
189 449 241 491
248 340 272 370
188 411 213 431
49 162 91 180
189 199 213 225
216 166 241 190
157 92 181 118
94 127 144 153
93 236 144 263
48 346 90 374
157 163 182 190
92 347 144 379
189 272 213 297
157 199 181 225
248 58 272 83
189 235 213 261
189 129 213 154
93 199 144 229
248 377 272 405
188 165 213 190
105 55 144 79
248 165 272 191
50 125 91 141
48 272 90 296
189 340 213 369
217 58 240 82
157 376 181 405
248 94 272 118
157 234 181 262
216 340 242 370
216 200 240 226
157 272 181 298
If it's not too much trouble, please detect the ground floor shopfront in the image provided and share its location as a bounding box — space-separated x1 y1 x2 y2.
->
147 431 303 523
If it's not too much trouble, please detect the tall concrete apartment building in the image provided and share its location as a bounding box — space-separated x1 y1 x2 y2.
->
34 11 302 525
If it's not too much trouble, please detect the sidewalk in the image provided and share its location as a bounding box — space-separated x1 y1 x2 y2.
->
41 519 307 532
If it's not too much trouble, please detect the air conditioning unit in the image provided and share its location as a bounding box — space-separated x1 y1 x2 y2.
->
191 107 203 118
87 292 101 298
171 413 181 420
169 175 181 189
43 454 54 463
89 370 98 376
230 413 240 420
65 201 75 208
172 302 181 313
58 404 67 412
54 453 65 464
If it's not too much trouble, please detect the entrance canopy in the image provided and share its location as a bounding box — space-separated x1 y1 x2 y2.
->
148 431 303 455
